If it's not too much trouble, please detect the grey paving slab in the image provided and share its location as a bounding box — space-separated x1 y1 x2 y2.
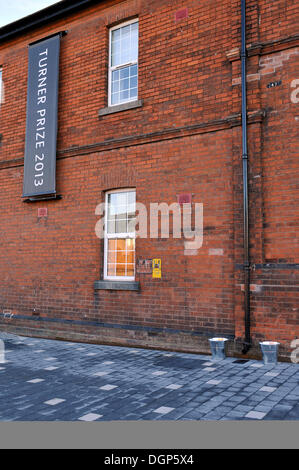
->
0 332 298 421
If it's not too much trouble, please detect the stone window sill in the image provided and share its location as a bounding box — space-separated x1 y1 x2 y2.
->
94 280 140 291
98 100 143 117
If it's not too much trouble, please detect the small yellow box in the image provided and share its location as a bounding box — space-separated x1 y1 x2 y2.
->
152 259 162 279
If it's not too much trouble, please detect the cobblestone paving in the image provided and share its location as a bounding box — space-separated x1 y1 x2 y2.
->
0 333 298 421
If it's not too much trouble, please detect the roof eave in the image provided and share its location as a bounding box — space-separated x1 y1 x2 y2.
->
0 0 101 43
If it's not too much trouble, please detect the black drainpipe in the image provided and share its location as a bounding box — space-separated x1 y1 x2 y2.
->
241 0 251 354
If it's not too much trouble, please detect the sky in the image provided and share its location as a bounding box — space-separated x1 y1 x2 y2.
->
0 0 62 28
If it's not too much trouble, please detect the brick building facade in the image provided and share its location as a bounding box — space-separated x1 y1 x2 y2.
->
0 0 298 360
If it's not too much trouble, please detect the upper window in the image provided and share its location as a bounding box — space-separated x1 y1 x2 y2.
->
104 189 136 280
109 19 139 107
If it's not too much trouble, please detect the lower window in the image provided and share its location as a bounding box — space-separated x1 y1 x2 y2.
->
104 189 136 281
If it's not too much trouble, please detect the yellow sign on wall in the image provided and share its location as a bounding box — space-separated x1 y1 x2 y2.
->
152 259 162 279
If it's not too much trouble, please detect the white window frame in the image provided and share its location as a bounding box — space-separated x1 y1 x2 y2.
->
104 188 136 281
108 18 139 107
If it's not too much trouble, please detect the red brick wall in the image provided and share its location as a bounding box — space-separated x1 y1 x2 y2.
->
0 0 298 359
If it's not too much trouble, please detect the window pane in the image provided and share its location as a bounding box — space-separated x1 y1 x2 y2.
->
130 75 138 89
107 250 116 263
131 41 138 62
116 192 127 206
127 204 135 217
126 239 135 250
121 24 131 42
111 40 120 55
112 70 120 81
130 64 138 77
108 193 117 211
111 93 119 105
121 48 131 65
116 239 126 251
111 54 120 67
120 78 130 91
116 219 127 233
111 37 121 66
116 264 126 276
126 265 135 277
128 192 136 204
108 240 116 251
120 90 129 102
131 21 138 32
130 22 139 62
121 31 131 50
107 264 116 276
107 219 116 234
112 28 120 41
111 81 119 93
116 251 126 264
127 251 135 264
127 218 136 233
120 67 130 80
130 88 138 99
116 207 127 220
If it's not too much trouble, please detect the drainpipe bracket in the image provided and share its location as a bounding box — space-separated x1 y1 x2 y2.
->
244 262 251 271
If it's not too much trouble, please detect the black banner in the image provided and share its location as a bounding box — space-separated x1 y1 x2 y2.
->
23 34 61 198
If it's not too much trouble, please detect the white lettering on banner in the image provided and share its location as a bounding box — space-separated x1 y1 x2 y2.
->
34 49 48 188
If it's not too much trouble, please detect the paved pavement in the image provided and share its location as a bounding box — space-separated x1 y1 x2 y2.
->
0 332 298 421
